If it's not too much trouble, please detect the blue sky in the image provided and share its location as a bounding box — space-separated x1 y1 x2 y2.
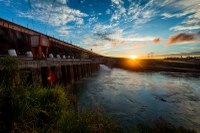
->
0 0 200 58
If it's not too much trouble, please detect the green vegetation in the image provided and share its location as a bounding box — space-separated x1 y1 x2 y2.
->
0 56 197 133
58 109 121 133
0 83 120 132
0 56 120 132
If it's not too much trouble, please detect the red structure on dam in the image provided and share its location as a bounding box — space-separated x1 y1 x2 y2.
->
0 18 102 86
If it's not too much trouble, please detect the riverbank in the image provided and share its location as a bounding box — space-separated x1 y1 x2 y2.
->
0 57 198 132
0 85 120 132
112 58 200 73
0 83 197 133
0 56 120 132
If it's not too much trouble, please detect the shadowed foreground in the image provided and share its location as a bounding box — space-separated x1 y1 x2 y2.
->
0 57 197 132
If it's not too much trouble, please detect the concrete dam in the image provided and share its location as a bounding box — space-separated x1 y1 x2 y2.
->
0 18 102 86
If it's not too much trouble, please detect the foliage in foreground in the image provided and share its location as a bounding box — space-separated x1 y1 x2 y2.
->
0 83 120 132
0 56 120 132
0 56 198 133
0 82 70 132
58 109 121 133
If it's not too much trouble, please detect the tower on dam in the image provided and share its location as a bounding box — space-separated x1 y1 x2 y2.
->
0 18 101 86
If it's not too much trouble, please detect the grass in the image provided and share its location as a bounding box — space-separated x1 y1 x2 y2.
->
57 109 121 133
0 56 198 133
0 56 120 132
0 83 121 132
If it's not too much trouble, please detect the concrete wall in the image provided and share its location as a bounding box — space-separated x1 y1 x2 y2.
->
28 62 99 87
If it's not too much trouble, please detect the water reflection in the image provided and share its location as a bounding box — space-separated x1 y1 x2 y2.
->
73 65 200 131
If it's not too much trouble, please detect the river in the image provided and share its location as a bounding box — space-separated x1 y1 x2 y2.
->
72 65 200 131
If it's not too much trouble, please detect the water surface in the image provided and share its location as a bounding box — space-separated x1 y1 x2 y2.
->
73 65 200 131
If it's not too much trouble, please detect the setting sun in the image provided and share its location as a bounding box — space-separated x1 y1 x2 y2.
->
129 55 138 60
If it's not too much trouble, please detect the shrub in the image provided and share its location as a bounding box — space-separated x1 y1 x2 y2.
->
13 85 70 132
57 109 121 133
0 56 197 133
0 56 120 132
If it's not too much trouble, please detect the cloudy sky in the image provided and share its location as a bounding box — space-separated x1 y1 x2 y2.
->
0 0 200 58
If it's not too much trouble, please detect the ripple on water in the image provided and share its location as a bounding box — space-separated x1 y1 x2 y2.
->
77 66 200 131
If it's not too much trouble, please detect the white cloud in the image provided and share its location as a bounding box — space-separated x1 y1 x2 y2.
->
81 26 157 54
56 26 72 36
134 9 156 26
162 13 173 18
111 0 123 5
94 24 112 31
183 18 200 25
161 0 200 31
175 0 200 7
0 0 10 6
76 19 84 25
110 0 126 21
83 27 157 53
120 35 156 42
56 0 67 4
125 0 157 28
82 36 113 52
13 0 88 37
162 9 197 19
106 9 111 14
3 0 199 57
88 17 98 24
18 0 88 27
170 25 200 31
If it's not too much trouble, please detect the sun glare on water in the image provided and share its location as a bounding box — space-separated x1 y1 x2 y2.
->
129 55 138 60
